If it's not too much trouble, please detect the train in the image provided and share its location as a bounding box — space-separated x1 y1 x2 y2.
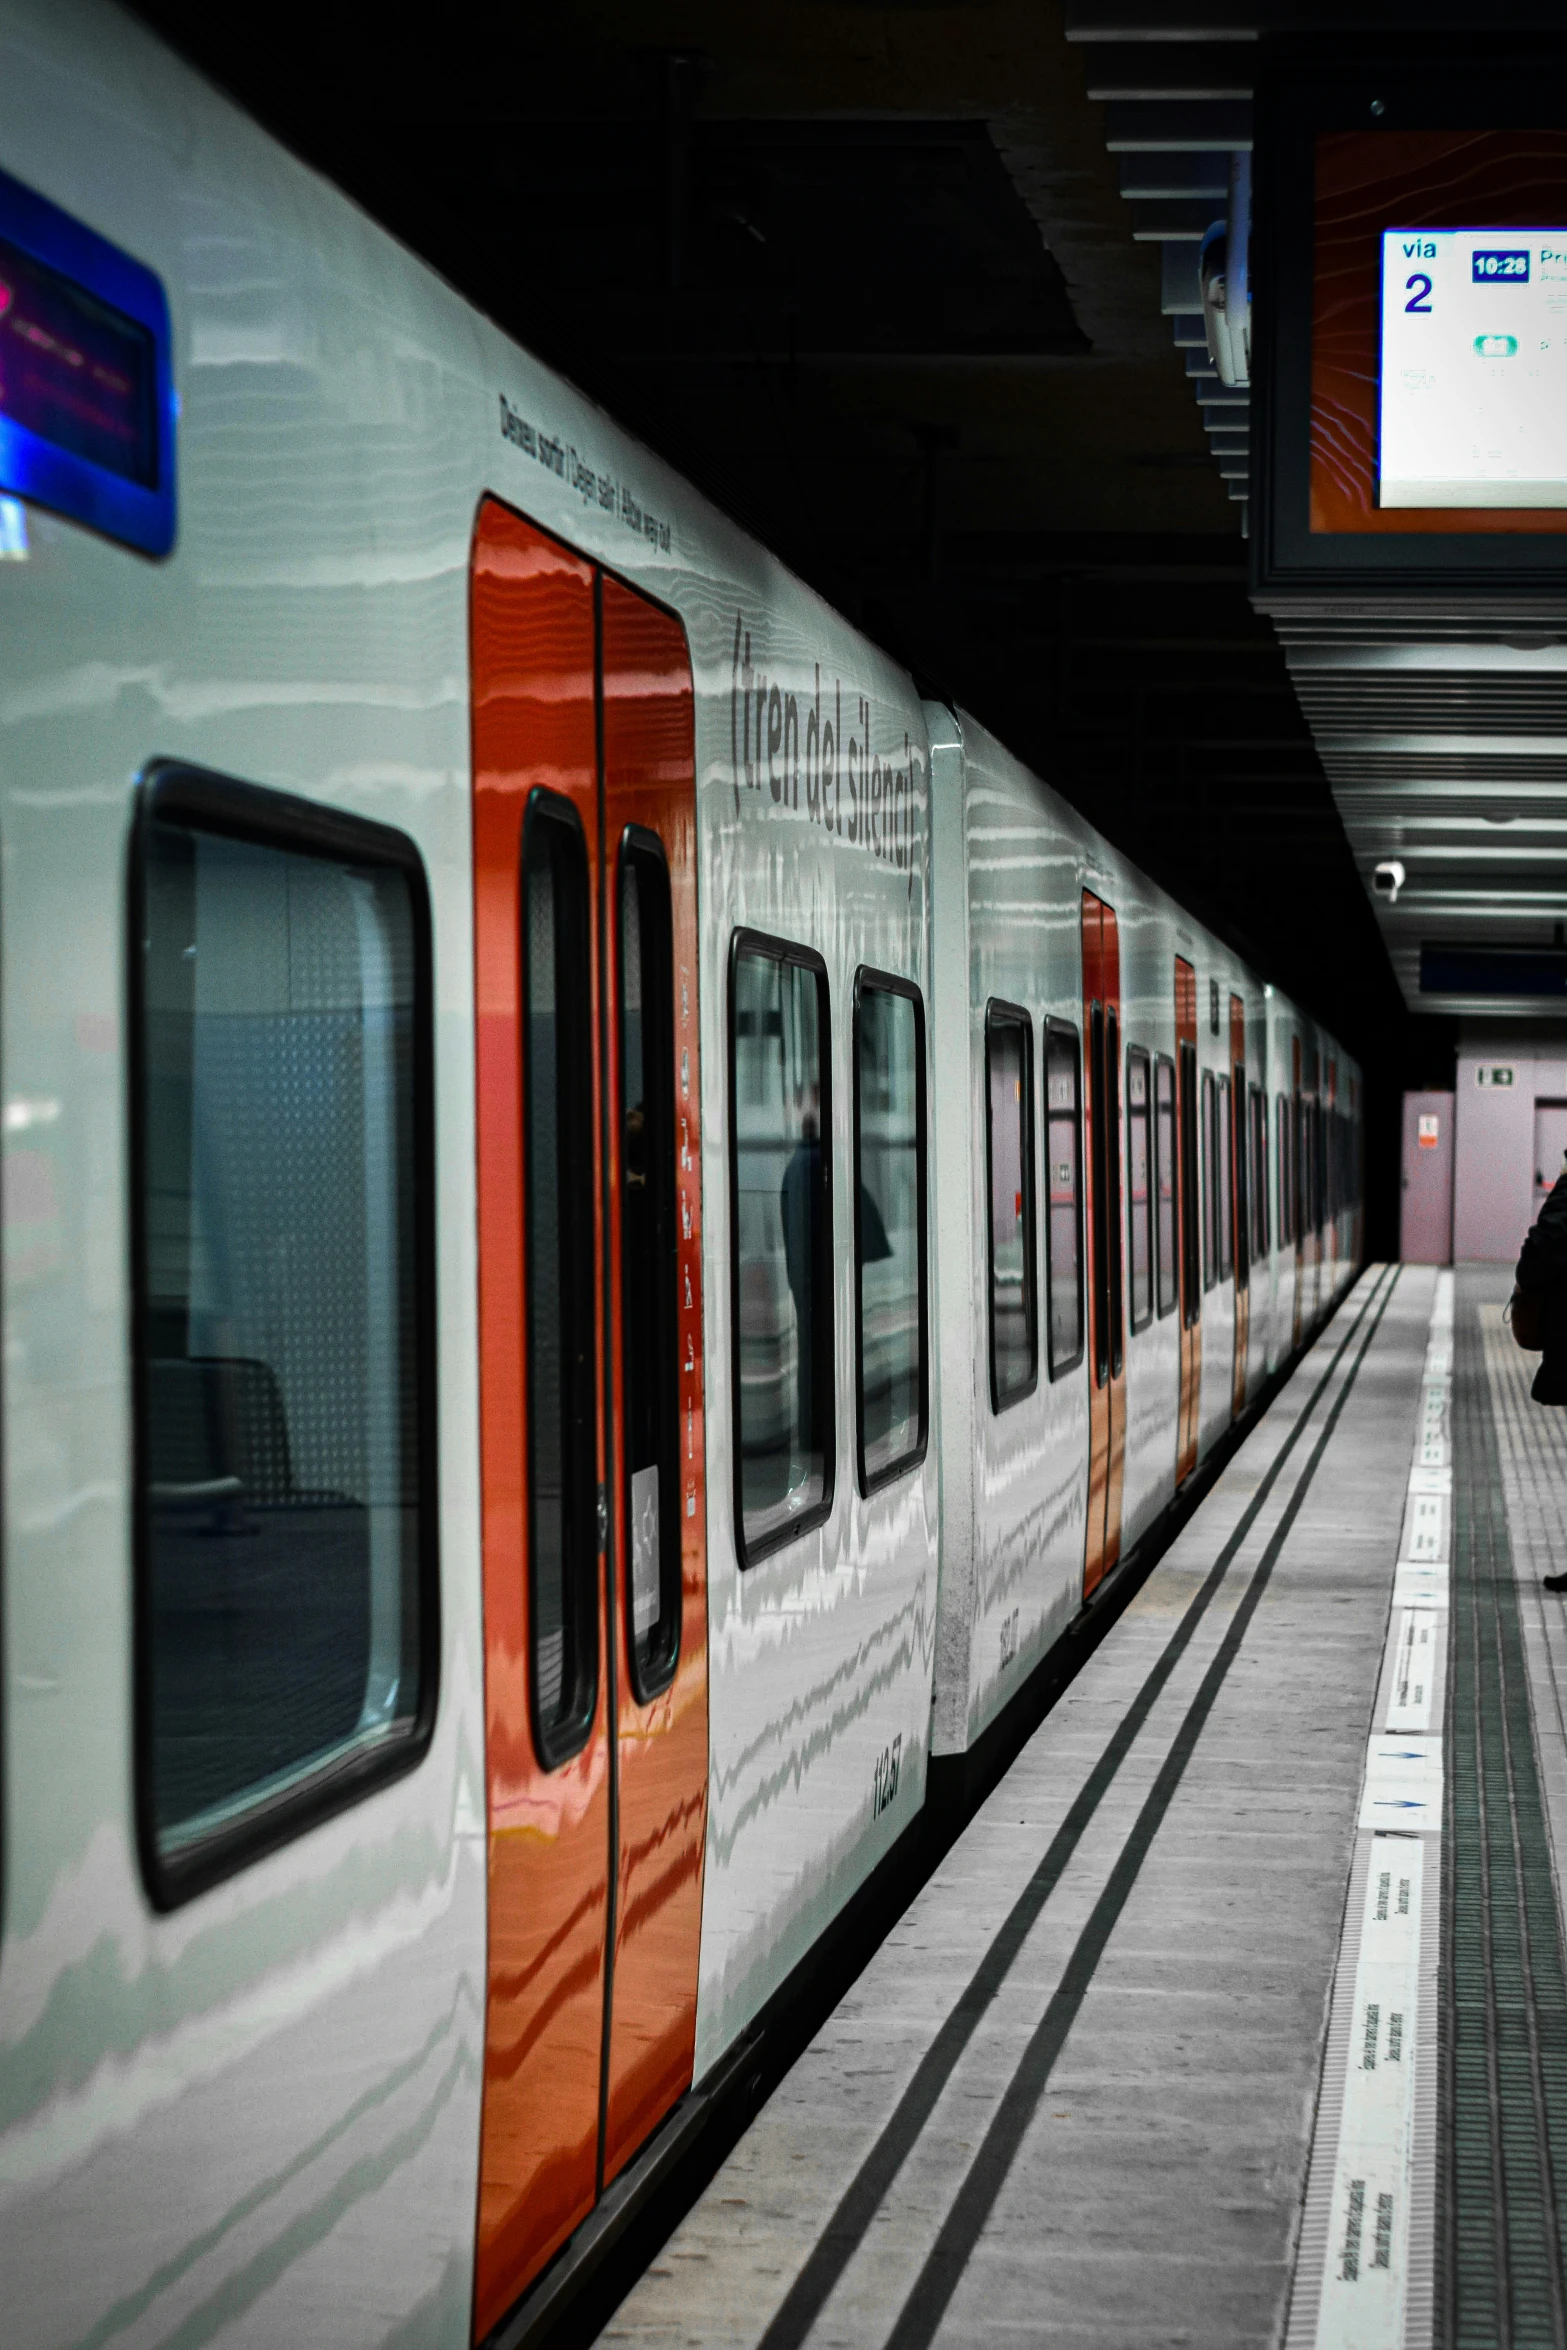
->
0 5 1362 2345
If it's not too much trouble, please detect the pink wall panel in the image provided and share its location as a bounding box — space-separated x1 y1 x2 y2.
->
1400 1091 1453 1265
1453 1049 1567 1263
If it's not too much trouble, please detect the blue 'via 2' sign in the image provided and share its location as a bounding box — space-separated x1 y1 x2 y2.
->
1472 248 1530 282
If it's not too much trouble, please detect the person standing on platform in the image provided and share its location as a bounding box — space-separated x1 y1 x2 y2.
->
1514 1146 1567 1592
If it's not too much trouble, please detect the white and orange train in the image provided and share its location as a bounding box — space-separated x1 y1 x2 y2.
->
0 6 1362 2344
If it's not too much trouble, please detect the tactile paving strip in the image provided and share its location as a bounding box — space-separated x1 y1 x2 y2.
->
1478 1305 1567 1888
1439 1274 1567 2350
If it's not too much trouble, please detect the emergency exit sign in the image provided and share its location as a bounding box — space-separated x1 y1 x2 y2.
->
1476 1065 1515 1087
1417 1114 1440 1147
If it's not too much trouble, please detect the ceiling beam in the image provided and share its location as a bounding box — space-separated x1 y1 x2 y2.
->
1082 43 1257 96
1103 98 1253 148
1118 150 1232 196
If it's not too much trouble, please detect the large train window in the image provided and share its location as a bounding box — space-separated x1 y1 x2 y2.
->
1155 1055 1177 1319
1201 1069 1217 1292
1230 1068 1248 1292
1087 1003 1124 1386
1044 1020 1083 1378
1216 1075 1234 1282
985 1001 1038 1410
1126 1047 1152 1334
1276 1093 1293 1247
1104 1011 1124 1379
522 793 601 1765
1249 1087 1269 1262
730 934 834 1562
1179 1043 1200 1325
132 766 436 1907
618 832 681 1697
853 971 927 1495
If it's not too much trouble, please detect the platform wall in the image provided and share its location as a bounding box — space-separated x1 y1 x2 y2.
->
1454 1044 1567 1263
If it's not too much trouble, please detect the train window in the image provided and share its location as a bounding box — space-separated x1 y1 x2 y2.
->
1087 1003 1125 1385
1045 1020 1083 1378
1126 1047 1152 1334
1201 1069 1217 1292
133 767 436 1906
523 794 601 1765
1105 1012 1124 1378
1155 1055 1177 1319
730 934 834 1563
854 972 927 1494
619 833 681 1698
1230 1066 1249 1292
1276 1093 1292 1247
1179 1042 1200 1326
1216 1074 1234 1282
985 1001 1038 1410
1334 1118 1353 1231
1250 1087 1269 1261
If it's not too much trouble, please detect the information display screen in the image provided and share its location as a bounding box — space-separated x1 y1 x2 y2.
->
1378 226 1567 507
0 231 157 488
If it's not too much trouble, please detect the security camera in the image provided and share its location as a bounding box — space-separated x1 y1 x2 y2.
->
1372 860 1406 905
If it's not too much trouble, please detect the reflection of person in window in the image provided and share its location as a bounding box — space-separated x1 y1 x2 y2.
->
780 1090 822 1463
780 1093 895 1468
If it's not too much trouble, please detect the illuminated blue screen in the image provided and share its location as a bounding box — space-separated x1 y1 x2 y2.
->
0 169 173 556
0 233 156 486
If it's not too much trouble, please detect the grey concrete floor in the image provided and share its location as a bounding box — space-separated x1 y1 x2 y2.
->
603 1267 1432 2350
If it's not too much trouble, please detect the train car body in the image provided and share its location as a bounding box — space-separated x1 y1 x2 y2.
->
0 6 1362 2346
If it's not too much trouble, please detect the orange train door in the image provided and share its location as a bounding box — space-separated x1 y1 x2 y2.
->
1229 994 1250 1419
1083 892 1126 1596
600 577 709 2185
470 500 709 2340
1175 958 1200 1483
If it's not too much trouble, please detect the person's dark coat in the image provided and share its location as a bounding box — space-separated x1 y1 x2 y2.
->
1515 1176 1567 1403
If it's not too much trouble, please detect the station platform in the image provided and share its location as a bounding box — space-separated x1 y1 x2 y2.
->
602 1264 1567 2350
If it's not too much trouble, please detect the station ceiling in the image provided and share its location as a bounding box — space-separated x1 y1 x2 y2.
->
130 0 1567 1107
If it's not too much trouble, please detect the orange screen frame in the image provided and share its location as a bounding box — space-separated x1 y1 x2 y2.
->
1311 126 1567 534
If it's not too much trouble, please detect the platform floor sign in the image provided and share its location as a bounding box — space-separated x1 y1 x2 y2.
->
1288 1270 1451 2350
1315 1842 1428 2340
1315 1839 1425 2348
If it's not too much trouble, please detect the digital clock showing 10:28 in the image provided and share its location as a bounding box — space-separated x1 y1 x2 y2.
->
1473 248 1530 281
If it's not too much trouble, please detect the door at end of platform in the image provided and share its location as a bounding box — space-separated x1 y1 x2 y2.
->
1400 1089 1454 1266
